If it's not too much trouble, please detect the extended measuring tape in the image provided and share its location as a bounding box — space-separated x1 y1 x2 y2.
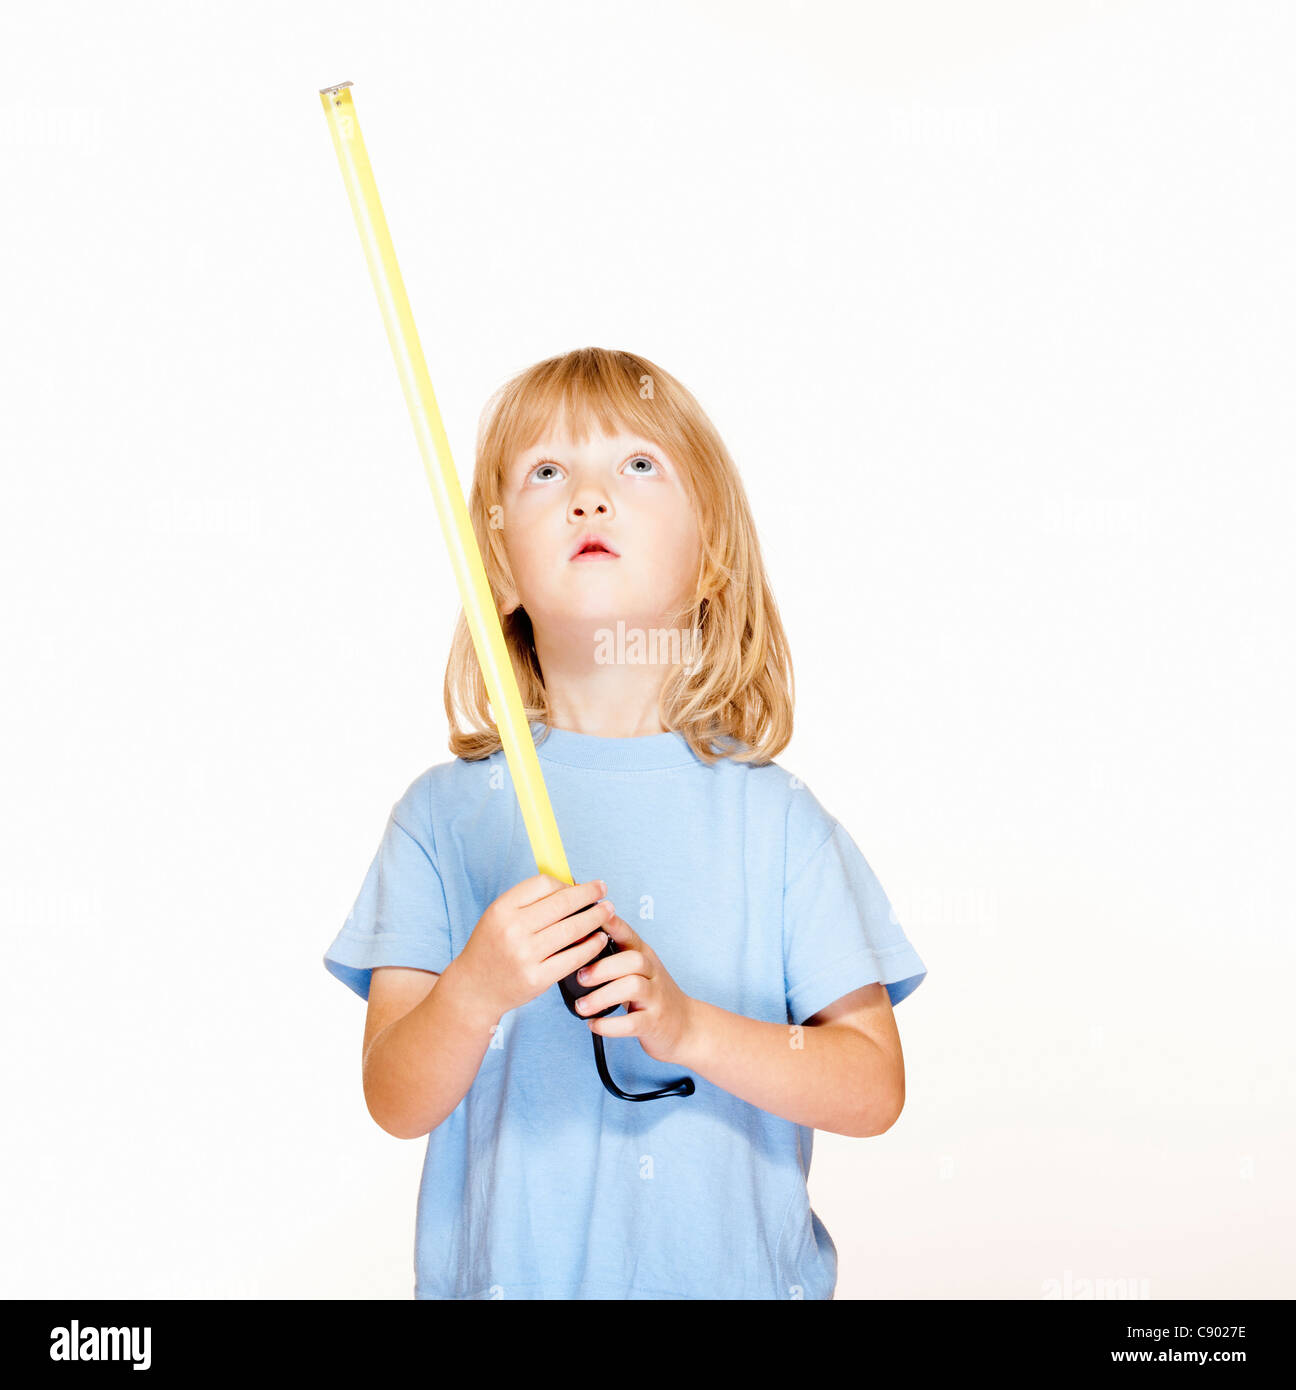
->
319 80 693 1101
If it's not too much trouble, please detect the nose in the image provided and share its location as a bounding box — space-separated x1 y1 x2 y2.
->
568 491 611 522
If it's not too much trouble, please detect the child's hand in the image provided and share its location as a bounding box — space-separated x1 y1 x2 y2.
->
570 913 696 1065
456 874 615 1020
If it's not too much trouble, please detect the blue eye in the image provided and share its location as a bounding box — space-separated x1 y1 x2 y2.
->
522 450 663 485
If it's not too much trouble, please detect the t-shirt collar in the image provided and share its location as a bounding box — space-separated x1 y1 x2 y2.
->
529 721 705 770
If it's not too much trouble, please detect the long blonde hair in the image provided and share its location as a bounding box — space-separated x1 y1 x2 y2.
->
444 347 794 767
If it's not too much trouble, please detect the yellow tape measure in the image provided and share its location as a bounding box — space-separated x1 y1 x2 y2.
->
318 80 571 885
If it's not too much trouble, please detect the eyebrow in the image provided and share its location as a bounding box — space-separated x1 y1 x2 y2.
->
517 440 660 468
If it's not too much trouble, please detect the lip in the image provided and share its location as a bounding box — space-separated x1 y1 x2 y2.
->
570 535 620 561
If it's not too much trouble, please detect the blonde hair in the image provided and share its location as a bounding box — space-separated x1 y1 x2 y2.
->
444 347 794 767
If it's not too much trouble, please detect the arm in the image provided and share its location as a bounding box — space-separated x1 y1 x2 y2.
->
672 982 905 1138
361 957 501 1140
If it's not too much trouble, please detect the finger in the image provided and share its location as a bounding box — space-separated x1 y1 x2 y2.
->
598 912 643 952
575 975 646 1018
500 872 570 908
542 924 612 986
576 945 644 991
526 878 609 936
587 1010 640 1037
537 898 615 964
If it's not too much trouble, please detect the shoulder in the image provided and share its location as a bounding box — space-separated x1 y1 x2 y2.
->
783 774 840 879
389 751 501 836
720 753 840 878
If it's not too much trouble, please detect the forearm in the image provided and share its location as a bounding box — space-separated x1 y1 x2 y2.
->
673 999 898 1137
363 957 501 1139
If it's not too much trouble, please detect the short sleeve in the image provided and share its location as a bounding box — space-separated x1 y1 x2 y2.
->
783 820 927 1025
323 791 454 1002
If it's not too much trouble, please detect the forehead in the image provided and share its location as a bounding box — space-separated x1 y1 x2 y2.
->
517 427 654 458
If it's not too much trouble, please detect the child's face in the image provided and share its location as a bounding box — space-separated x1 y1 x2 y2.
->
499 420 701 644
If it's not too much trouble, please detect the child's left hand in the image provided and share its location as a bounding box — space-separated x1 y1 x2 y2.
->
572 911 696 1065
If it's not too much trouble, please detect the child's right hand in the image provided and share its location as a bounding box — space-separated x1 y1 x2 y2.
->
455 874 615 1019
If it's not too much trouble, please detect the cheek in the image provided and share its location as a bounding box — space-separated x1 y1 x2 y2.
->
499 508 544 572
639 490 695 545
662 508 702 570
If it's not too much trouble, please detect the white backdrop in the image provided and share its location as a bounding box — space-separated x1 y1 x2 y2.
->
2 0 1290 1299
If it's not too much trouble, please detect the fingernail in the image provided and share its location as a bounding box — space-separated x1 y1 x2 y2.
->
598 880 608 896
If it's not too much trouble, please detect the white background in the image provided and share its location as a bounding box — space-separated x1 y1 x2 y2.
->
2 0 1291 1299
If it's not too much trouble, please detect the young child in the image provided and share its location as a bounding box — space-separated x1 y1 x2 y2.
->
323 347 928 1300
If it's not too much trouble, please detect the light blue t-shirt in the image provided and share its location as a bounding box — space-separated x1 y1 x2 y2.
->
323 723 927 1300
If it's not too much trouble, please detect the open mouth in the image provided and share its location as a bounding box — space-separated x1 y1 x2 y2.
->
570 536 620 560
